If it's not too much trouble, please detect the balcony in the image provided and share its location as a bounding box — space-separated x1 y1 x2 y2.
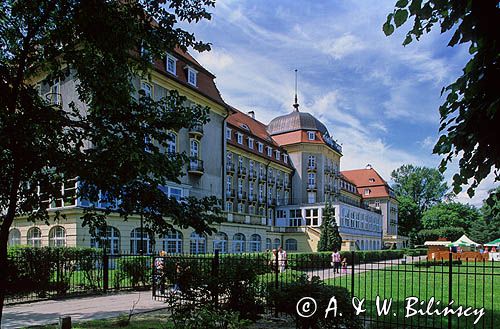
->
226 163 235 174
45 93 62 108
285 181 291 190
259 172 266 180
324 166 332 175
324 185 331 193
307 163 317 172
237 166 247 177
267 177 275 185
188 158 204 175
267 198 277 206
248 169 257 181
307 183 317 191
188 123 204 137
226 189 236 199
248 193 257 203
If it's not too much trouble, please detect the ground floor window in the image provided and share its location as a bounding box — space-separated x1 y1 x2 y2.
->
130 228 154 254
285 238 297 251
91 226 121 254
49 226 66 247
161 229 183 254
266 238 272 251
213 232 228 253
232 233 246 253
249 234 262 252
273 238 281 250
8 229 21 246
190 232 206 254
27 227 42 247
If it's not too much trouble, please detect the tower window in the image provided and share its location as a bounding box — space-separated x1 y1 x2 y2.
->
307 131 315 140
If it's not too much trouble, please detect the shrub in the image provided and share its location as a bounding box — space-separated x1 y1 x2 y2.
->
405 248 428 257
117 256 152 289
269 276 363 329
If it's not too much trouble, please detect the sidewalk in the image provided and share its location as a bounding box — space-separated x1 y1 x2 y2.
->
2 291 167 329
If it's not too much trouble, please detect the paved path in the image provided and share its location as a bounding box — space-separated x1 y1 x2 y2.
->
305 255 427 281
2 291 167 329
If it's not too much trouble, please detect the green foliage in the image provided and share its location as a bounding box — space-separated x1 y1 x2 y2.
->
414 227 465 245
396 195 421 236
384 0 500 201
469 187 500 243
117 256 152 289
169 305 251 329
6 247 101 297
270 276 363 329
317 203 342 252
404 248 428 257
422 202 481 231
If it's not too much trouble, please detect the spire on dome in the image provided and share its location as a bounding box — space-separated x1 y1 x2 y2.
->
293 69 299 111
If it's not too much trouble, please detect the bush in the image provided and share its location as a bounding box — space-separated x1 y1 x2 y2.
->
404 248 428 257
117 256 151 289
415 227 465 245
269 276 363 329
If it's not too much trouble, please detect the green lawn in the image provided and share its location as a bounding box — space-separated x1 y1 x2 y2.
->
325 262 500 328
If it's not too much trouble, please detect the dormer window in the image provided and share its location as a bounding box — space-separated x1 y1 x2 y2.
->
166 53 177 75
141 81 153 98
275 150 281 160
267 147 273 157
307 131 315 140
248 138 254 149
226 128 232 140
187 66 198 86
236 132 243 144
258 142 264 153
364 188 371 196
369 178 375 183
283 154 288 164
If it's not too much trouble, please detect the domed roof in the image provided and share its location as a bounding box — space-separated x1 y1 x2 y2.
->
267 110 328 136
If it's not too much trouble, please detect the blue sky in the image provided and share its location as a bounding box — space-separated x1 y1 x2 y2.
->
184 0 495 206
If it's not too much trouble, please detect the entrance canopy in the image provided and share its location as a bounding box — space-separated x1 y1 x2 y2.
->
447 235 480 247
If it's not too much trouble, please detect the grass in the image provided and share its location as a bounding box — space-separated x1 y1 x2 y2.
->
325 261 500 328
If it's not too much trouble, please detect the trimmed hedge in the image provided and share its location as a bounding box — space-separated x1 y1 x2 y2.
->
404 248 428 257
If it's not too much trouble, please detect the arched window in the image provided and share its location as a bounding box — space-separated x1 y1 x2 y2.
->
232 233 246 253
161 229 183 254
49 226 66 247
167 132 177 154
265 238 272 251
130 228 154 254
285 238 297 251
213 232 228 254
91 226 121 254
27 227 42 247
8 229 21 246
190 139 199 159
249 234 262 252
273 238 281 250
190 232 206 254
141 81 153 98
360 240 365 250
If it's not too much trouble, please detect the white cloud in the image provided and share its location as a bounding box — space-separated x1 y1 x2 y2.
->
196 49 234 72
317 34 366 60
454 173 498 207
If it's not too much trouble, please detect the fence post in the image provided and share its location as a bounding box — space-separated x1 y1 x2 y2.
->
211 250 219 307
448 252 452 329
274 249 279 318
103 252 109 293
351 251 355 296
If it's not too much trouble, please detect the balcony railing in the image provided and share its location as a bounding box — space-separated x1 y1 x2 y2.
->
238 167 247 177
45 93 62 107
226 189 236 199
248 169 257 180
237 191 247 200
188 123 204 137
307 183 317 191
307 163 317 171
188 158 204 175
226 163 235 174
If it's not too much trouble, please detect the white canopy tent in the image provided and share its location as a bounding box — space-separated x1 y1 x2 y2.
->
448 234 480 247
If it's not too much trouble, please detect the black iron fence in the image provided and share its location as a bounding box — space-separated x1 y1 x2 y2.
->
5 248 153 304
153 252 499 329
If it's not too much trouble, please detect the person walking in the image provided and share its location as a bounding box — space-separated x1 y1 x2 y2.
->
332 249 341 274
278 246 287 273
341 257 347 274
154 250 166 295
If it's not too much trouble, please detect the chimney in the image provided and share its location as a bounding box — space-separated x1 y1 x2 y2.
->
366 164 372 170
247 111 255 119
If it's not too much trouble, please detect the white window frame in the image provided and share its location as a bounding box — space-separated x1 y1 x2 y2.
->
307 131 315 140
27 227 42 247
166 53 177 75
275 150 280 160
267 147 273 157
190 232 206 254
8 229 21 246
248 138 254 149
258 142 264 153
213 232 228 253
226 128 232 140
187 66 198 86
237 133 243 144
161 229 183 254
49 226 66 247
283 154 288 164
232 233 246 253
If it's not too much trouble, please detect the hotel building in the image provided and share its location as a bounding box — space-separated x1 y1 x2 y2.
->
8 49 406 253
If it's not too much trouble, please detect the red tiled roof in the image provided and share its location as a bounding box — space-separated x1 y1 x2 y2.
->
226 109 293 169
271 130 326 146
151 47 225 106
341 168 392 199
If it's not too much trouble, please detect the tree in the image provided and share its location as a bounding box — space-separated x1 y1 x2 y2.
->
317 203 342 252
391 164 448 213
395 195 421 237
469 187 500 243
421 202 481 231
383 0 500 201
0 0 220 323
